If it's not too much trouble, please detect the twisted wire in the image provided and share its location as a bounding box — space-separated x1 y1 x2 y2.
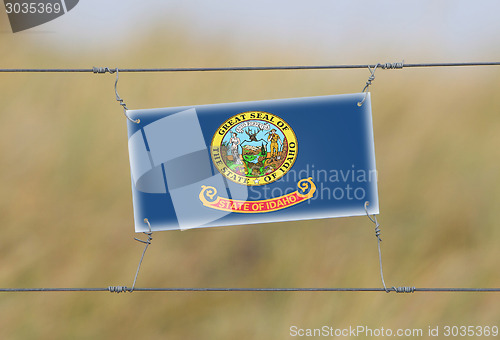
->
392 286 416 293
108 286 129 293
112 68 140 124
130 218 153 292
380 61 404 69
364 201 390 292
92 67 115 74
364 202 416 294
357 63 383 106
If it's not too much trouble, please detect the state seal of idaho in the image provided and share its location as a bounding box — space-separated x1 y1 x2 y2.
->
211 111 298 186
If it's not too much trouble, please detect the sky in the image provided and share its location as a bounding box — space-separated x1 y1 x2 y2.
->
2 0 500 61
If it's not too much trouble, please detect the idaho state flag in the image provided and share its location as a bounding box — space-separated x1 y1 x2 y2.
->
126 93 379 232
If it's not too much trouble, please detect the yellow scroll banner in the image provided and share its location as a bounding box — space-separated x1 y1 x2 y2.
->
199 178 316 213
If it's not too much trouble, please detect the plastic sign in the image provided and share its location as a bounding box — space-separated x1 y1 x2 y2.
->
126 93 379 232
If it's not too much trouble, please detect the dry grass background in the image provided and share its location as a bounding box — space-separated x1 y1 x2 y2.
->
0 14 500 340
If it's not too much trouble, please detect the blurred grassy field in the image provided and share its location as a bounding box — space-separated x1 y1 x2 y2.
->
1 17 500 340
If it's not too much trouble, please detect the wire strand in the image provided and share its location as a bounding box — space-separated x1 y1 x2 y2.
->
0 62 500 73
130 219 153 292
0 287 499 293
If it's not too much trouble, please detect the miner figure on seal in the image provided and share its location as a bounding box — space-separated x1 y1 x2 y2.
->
267 129 282 160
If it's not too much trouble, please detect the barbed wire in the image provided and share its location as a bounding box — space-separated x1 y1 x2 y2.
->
0 61 499 73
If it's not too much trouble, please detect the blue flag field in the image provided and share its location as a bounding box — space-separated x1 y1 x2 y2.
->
126 93 379 232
